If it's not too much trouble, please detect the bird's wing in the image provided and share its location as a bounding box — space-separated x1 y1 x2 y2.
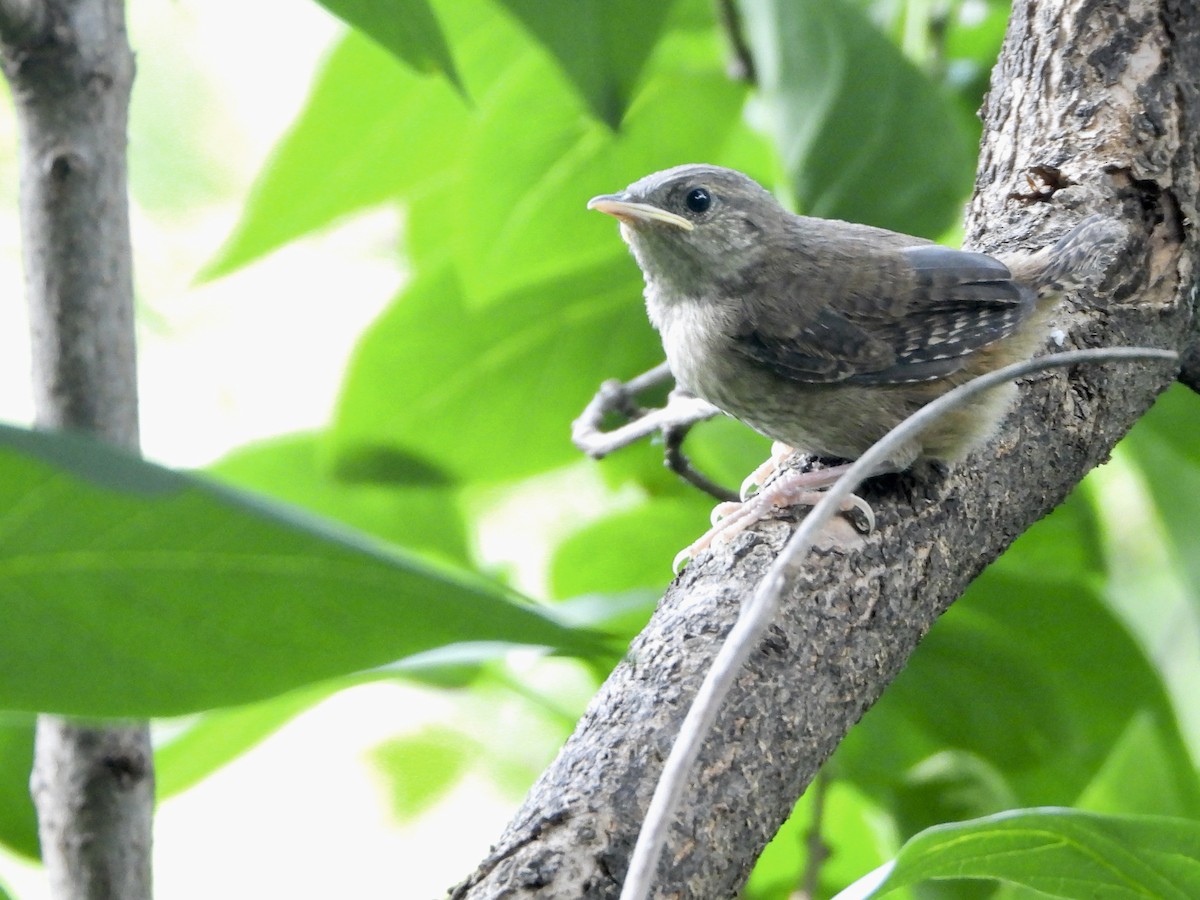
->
729 245 1035 386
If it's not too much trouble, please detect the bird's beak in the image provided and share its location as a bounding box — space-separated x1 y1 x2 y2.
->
587 195 694 231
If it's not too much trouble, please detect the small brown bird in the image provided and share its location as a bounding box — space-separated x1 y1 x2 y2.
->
588 164 1122 551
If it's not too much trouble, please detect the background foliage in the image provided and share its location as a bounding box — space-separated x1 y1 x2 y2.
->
0 0 1197 896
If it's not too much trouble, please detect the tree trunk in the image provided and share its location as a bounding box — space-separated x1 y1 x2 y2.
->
0 0 153 897
452 0 1198 896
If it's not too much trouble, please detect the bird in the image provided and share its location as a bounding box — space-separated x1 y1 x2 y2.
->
587 163 1124 560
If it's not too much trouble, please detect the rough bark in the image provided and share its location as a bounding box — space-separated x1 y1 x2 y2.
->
452 0 1196 897
0 0 153 897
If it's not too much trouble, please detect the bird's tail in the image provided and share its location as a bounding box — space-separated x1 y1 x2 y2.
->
1009 214 1130 296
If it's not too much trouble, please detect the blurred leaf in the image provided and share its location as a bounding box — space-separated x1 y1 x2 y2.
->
1078 711 1200 819
1085 386 1200 763
369 725 475 820
552 590 660 641
0 425 599 716
0 716 37 859
1119 384 1200 599
209 431 470 565
315 0 463 91
157 641 535 798
549 498 712 599
330 260 662 484
681 415 773 492
835 562 1200 833
839 809 1200 900
739 0 975 237
495 0 679 127
989 489 1103 584
748 780 913 900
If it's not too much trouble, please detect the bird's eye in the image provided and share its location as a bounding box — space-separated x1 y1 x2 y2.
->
685 187 712 214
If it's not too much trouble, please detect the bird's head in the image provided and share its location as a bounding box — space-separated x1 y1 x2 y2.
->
588 164 785 296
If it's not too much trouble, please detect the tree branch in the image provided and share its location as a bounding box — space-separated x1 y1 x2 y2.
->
1 0 152 896
453 0 1198 896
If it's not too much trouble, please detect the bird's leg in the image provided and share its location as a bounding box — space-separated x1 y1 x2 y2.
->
673 452 880 572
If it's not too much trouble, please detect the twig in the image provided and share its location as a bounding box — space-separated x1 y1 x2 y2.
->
799 771 831 900
617 346 1179 900
663 423 740 503
715 0 756 83
572 363 735 500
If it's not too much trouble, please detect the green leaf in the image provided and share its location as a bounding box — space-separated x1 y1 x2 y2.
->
738 0 976 237
0 716 37 859
449 63 753 304
330 260 663 485
1085 385 1200 761
549 498 713 599
368 725 475 820
835 562 1200 830
315 0 463 91
495 0 680 127
842 809 1200 899
748 780 910 900
0 425 599 716
1077 711 1200 819
208 431 470 566
199 27 472 280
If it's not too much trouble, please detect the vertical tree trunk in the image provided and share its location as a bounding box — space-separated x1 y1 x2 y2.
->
0 0 153 897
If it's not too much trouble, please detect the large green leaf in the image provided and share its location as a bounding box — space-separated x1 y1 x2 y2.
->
0 716 37 859
839 809 1200 899
495 0 679 127
738 0 975 237
314 0 463 90
0 425 599 716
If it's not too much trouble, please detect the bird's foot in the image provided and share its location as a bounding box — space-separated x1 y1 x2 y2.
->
739 441 796 501
673 458 875 573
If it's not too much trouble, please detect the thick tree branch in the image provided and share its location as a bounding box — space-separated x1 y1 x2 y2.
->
1 0 152 897
454 0 1197 897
